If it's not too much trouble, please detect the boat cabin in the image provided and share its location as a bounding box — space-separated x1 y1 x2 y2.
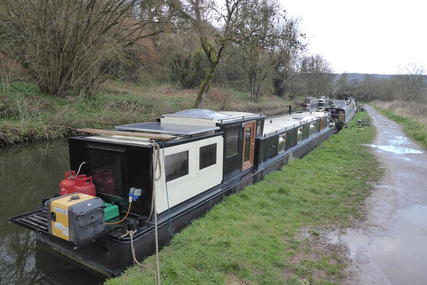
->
67 109 330 217
68 109 265 215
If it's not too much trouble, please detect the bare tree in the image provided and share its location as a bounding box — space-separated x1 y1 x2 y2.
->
0 0 169 97
395 63 427 102
239 0 279 101
272 18 306 98
177 0 239 107
177 0 275 107
239 7 304 101
298 54 333 98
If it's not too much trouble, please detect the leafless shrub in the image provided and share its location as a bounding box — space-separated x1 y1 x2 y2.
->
0 0 168 97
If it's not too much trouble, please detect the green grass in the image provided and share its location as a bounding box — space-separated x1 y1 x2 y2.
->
374 106 427 149
106 111 380 285
0 81 291 146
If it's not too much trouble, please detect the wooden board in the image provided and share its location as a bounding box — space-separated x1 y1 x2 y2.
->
76 128 176 141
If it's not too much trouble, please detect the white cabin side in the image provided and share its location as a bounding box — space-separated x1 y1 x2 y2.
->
154 136 224 213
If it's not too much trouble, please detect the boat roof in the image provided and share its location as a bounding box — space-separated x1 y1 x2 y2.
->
162 109 262 122
115 109 260 136
263 111 328 136
115 122 219 135
78 109 328 142
82 135 153 146
331 100 347 107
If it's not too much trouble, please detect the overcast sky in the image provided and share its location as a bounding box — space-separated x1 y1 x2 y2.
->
281 0 427 74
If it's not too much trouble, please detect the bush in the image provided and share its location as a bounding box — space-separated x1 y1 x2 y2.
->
0 1 163 97
172 49 208 89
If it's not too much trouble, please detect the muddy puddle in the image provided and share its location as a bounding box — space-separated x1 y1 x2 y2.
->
364 135 423 155
335 204 427 284
309 107 427 285
364 143 423 155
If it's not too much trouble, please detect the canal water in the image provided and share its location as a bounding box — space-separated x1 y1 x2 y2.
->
0 140 105 285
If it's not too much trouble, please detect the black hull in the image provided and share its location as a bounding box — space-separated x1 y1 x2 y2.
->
36 128 333 278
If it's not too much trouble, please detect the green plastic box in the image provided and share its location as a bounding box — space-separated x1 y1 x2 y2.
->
104 202 119 221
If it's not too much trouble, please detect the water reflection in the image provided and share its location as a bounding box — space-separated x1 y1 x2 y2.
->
363 135 423 155
0 140 104 285
365 144 423 154
341 205 427 285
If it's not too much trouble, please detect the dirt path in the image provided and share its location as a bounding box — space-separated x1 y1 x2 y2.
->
341 106 427 284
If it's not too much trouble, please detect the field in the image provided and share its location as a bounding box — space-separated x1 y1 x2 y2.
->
106 111 381 285
372 101 427 149
0 81 292 146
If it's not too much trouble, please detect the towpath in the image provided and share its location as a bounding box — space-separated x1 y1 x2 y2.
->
343 106 427 284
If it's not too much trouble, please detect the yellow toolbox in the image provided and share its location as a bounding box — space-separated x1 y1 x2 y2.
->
47 193 105 243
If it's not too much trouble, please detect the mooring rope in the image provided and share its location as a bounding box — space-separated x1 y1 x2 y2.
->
120 229 157 279
120 142 162 285
151 141 162 285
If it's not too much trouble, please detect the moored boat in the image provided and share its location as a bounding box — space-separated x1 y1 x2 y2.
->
10 108 335 277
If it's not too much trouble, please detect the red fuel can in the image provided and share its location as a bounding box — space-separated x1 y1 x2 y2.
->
59 171 76 196
74 175 96 196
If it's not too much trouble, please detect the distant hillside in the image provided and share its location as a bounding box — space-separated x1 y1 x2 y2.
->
331 73 393 82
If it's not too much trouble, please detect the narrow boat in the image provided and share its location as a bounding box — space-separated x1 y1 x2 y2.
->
317 96 331 111
303 97 318 110
327 98 357 130
10 108 335 277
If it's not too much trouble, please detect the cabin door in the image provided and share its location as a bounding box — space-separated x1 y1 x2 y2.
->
338 110 345 122
242 121 256 170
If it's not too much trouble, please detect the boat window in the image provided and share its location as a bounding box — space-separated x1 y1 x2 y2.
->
278 133 286 153
200 143 217 170
165 151 189 182
297 127 303 143
225 127 238 157
256 120 263 135
303 125 310 139
309 123 316 136
90 149 124 197
243 127 251 162
320 118 326 130
286 129 297 148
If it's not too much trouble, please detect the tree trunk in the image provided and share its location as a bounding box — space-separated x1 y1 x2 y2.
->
250 73 256 101
255 82 262 100
194 71 213 108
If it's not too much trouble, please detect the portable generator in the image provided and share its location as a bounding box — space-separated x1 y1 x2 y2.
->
47 193 105 243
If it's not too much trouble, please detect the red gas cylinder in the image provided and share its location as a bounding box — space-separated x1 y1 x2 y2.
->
59 171 76 196
74 175 96 196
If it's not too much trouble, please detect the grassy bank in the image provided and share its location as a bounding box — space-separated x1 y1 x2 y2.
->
371 100 427 125
106 111 380 285
372 104 427 149
0 81 292 146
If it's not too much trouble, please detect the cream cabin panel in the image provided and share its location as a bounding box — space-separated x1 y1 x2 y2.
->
155 136 223 213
